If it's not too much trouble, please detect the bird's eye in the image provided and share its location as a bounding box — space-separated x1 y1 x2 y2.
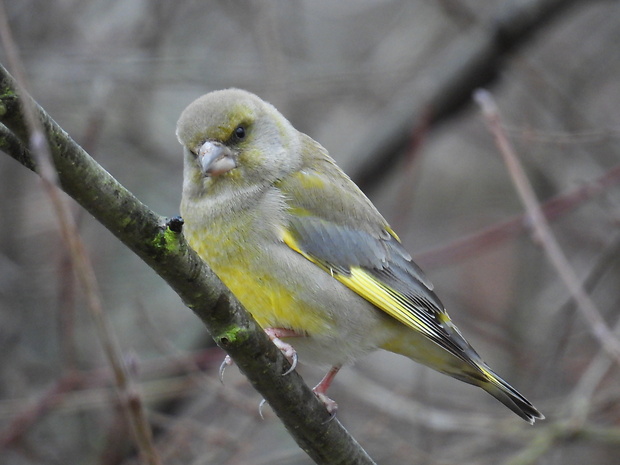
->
234 126 246 140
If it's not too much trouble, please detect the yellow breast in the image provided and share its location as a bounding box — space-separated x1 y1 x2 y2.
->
184 220 329 335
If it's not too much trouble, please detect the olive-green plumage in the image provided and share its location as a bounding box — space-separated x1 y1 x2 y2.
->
177 88 543 424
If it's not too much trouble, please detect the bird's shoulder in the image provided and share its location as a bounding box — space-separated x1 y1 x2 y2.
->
275 133 389 238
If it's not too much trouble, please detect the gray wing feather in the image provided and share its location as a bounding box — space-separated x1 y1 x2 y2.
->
286 214 481 361
287 215 444 314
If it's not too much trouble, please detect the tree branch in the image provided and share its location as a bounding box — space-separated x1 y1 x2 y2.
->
351 0 584 192
0 63 376 465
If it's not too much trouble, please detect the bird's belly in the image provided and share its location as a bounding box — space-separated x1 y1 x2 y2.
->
212 261 331 336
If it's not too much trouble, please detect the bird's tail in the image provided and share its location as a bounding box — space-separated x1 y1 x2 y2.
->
383 329 544 423
471 363 544 425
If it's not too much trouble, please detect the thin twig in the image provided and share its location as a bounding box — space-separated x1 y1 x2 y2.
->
505 422 620 465
0 348 251 421
0 3 161 464
475 88 620 367
567 316 620 424
0 374 83 447
502 125 620 144
416 163 620 269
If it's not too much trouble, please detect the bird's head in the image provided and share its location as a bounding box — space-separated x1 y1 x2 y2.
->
177 89 302 196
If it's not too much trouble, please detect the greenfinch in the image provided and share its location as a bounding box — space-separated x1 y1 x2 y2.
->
177 88 544 424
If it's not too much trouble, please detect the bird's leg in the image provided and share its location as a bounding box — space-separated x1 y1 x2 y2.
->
264 327 302 375
219 327 303 381
313 365 341 415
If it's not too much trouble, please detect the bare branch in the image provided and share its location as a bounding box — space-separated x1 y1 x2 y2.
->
475 88 620 367
0 4 161 462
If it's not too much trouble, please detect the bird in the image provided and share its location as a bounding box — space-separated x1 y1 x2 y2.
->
176 88 544 424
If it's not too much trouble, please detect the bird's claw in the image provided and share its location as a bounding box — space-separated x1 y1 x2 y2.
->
258 398 268 420
282 351 298 375
313 390 338 422
264 328 300 375
219 355 233 383
218 328 299 383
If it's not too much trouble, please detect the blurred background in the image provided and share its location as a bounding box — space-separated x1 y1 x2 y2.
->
1 0 620 464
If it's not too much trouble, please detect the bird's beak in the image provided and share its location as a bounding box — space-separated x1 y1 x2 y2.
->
197 141 237 176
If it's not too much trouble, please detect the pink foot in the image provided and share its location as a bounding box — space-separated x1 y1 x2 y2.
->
219 328 303 381
312 365 341 416
314 391 338 416
264 327 302 375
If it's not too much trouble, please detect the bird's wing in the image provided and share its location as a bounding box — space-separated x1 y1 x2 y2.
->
276 165 475 362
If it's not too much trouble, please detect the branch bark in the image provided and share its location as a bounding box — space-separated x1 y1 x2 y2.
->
0 63 376 465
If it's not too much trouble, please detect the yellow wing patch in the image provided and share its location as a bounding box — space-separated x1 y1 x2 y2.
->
385 226 401 243
282 228 438 339
337 268 438 340
281 228 304 254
